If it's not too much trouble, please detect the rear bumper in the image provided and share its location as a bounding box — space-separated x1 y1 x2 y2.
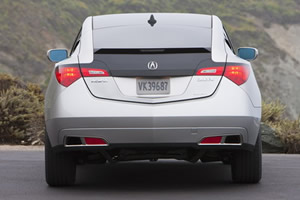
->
45 77 261 151
46 116 260 149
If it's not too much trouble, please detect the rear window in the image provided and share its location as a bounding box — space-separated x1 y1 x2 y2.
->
93 25 211 50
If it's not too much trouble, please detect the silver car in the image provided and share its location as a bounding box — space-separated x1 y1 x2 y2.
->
45 13 262 186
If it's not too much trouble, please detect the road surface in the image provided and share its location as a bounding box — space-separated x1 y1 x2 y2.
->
0 149 299 200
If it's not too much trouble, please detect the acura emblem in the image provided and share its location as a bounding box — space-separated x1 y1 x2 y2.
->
147 61 158 70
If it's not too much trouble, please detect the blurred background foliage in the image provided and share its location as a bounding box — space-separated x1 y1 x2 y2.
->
262 101 300 153
0 74 44 145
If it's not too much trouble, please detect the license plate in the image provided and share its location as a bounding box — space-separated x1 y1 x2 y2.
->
137 78 170 95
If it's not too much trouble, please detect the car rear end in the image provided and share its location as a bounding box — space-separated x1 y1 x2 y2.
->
45 13 262 186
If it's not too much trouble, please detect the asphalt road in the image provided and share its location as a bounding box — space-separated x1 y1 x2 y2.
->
0 150 299 200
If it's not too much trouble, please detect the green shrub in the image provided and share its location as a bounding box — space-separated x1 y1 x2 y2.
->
0 73 26 92
262 100 286 122
262 100 300 153
0 73 44 145
269 119 300 153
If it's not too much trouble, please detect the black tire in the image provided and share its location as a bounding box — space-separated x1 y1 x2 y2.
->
45 134 76 186
231 134 262 183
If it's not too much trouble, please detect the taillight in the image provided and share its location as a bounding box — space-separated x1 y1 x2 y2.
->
196 67 224 76
195 65 250 86
55 66 81 87
55 67 110 87
81 68 109 77
224 65 249 86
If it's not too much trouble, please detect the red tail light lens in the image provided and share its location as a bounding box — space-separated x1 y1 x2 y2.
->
224 65 249 86
84 137 108 145
81 68 109 77
196 67 224 76
55 67 81 87
55 67 110 87
200 136 222 144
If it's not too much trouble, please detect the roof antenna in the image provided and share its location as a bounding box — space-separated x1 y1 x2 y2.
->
148 14 157 27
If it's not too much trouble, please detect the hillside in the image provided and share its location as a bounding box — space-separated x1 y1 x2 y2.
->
0 0 299 118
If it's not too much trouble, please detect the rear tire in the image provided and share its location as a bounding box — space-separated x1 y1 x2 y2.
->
45 134 76 186
231 134 262 183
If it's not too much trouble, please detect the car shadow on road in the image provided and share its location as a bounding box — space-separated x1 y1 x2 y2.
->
55 161 260 192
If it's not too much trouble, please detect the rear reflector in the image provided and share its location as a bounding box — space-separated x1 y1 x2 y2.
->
55 66 81 87
196 67 224 76
84 137 107 145
224 65 249 86
200 136 222 144
81 68 109 77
